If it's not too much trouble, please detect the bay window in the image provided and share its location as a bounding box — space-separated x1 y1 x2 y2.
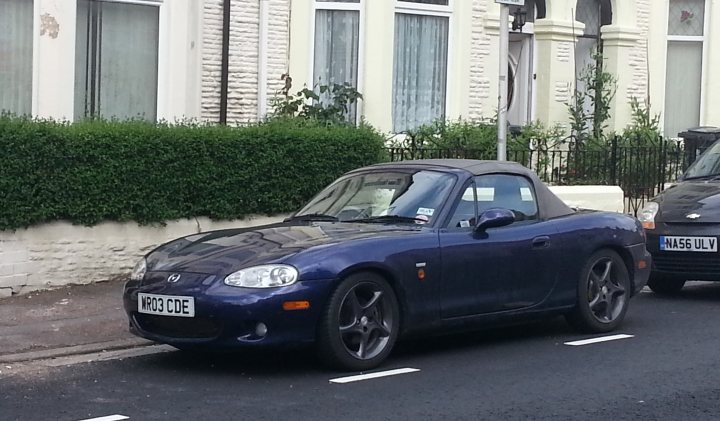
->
392 1 450 133
664 0 706 138
75 0 160 121
313 0 361 122
0 0 33 115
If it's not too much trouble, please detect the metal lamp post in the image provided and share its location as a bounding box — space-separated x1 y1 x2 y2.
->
495 0 525 161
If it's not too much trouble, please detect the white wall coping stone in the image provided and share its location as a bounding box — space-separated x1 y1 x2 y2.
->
549 185 625 213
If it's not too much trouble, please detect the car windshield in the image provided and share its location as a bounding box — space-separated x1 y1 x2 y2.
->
294 170 456 225
684 141 720 179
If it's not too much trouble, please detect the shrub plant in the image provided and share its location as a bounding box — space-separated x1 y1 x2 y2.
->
0 115 385 230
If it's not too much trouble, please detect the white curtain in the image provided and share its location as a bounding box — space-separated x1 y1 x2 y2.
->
392 13 448 133
0 0 33 115
75 0 159 121
313 9 359 121
664 41 702 138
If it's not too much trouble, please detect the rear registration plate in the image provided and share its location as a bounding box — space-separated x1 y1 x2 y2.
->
138 293 195 317
659 236 717 252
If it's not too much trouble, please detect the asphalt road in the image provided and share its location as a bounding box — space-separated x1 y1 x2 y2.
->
3 283 720 421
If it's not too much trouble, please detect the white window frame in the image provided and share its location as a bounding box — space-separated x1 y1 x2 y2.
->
392 0 454 132
309 0 365 122
666 0 709 124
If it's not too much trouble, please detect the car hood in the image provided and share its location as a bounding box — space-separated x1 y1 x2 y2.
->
656 181 720 223
145 222 424 275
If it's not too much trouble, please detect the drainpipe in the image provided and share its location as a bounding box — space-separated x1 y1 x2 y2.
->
257 0 269 121
219 0 231 124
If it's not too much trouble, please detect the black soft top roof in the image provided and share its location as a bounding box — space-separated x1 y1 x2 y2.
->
355 159 576 219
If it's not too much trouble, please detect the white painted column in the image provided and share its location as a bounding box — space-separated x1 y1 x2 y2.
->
258 0 270 120
646 0 668 133
288 0 312 103
361 0 395 133
482 2 503 124
157 0 203 121
445 0 473 121
532 19 583 129
602 25 641 132
602 0 642 133
33 0 76 120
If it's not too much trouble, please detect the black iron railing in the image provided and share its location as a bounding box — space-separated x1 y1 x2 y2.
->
386 137 693 215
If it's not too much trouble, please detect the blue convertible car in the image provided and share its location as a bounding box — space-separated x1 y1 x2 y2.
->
124 159 651 370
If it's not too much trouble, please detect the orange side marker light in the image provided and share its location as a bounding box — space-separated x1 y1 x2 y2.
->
283 301 310 311
638 260 647 270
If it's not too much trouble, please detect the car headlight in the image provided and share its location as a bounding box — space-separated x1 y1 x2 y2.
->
224 265 299 288
638 202 659 230
130 258 147 281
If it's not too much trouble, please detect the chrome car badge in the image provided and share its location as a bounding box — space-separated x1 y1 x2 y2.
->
686 213 701 220
167 273 182 283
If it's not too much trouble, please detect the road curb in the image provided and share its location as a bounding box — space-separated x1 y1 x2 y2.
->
0 337 154 364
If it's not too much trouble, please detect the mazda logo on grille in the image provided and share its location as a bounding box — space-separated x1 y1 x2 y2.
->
686 213 701 220
167 273 182 283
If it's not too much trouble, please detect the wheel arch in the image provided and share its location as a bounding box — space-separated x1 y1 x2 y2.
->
333 264 409 334
593 244 636 290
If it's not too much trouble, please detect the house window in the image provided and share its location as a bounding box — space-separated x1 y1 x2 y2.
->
313 0 361 122
0 0 33 115
664 0 705 138
74 0 160 121
393 1 450 133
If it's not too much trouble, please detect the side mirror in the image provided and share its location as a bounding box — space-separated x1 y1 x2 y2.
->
474 208 515 232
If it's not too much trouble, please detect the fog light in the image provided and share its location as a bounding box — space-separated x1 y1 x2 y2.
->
255 322 268 337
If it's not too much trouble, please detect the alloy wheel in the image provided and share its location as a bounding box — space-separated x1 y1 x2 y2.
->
337 282 394 360
586 257 627 323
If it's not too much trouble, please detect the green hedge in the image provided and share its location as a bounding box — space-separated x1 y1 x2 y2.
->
0 116 387 230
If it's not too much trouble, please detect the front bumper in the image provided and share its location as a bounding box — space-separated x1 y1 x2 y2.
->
628 243 651 295
646 222 720 280
123 272 335 349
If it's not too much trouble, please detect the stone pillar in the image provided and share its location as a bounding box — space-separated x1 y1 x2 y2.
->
533 19 584 129
602 25 641 132
34 0 76 120
482 11 502 123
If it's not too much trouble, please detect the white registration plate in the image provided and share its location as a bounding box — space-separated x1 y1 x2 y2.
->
659 236 717 252
138 293 195 317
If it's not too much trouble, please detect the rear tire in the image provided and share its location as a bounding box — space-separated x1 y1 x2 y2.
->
566 249 631 333
317 272 400 371
647 275 685 295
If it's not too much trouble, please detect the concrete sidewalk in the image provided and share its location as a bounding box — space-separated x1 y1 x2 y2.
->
0 279 152 364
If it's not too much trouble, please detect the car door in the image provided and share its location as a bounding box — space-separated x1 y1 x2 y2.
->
439 174 559 318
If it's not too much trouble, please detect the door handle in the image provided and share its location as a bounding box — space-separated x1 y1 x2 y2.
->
532 236 550 248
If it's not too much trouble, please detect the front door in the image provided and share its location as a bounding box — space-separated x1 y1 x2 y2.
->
508 33 533 127
439 174 558 318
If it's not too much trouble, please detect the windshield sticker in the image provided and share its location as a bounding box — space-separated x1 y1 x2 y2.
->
520 187 534 201
459 220 471 228
417 207 435 216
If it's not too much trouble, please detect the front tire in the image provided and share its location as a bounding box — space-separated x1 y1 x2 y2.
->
317 272 400 371
566 249 631 333
647 275 685 295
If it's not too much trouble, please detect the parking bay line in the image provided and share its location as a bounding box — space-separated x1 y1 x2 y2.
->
77 415 129 421
564 334 634 346
330 368 420 384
